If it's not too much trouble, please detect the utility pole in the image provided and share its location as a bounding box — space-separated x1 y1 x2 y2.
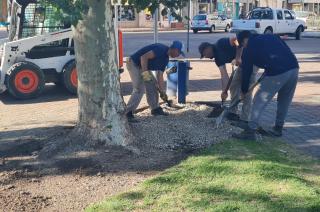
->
187 0 191 52
154 4 159 43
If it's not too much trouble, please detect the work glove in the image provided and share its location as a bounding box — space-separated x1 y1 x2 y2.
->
221 91 228 102
141 71 153 82
159 91 169 102
166 66 177 74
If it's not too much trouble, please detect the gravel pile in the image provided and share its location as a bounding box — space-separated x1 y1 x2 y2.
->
132 103 241 151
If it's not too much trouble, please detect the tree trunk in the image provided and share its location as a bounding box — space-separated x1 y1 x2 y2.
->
72 0 132 146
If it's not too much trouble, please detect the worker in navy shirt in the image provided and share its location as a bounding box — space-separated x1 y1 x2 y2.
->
199 37 258 122
126 41 184 122
233 31 299 140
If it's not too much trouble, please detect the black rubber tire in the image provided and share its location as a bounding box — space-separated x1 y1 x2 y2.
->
225 25 230 32
6 62 45 99
295 27 302 40
193 29 198 34
209 26 214 33
264 28 273 34
62 60 77 94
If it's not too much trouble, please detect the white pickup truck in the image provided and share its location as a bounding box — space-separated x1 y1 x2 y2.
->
231 7 307 40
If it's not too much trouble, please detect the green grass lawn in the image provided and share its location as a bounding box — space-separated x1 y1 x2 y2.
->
87 140 320 212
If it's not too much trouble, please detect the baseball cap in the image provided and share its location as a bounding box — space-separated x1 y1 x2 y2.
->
199 42 212 59
170 41 185 57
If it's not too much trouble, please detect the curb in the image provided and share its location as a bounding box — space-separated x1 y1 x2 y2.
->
302 35 320 38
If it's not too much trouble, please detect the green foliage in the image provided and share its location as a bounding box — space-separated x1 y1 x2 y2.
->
87 140 320 211
42 0 87 26
128 0 188 20
44 0 188 25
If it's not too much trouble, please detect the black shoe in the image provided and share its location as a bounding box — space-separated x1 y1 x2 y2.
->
231 120 248 130
232 128 257 141
226 113 240 121
151 107 168 116
256 126 271 136
267 125 283 137
126 111 139 123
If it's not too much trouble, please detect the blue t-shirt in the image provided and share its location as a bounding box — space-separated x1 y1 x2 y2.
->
130 43 169 72
213 38 237 67
241 34 299 93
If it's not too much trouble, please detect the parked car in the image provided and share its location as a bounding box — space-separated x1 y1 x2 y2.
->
231 7 307 40
191 14 231 33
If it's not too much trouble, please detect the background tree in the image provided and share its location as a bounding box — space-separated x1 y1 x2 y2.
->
46 0 188 147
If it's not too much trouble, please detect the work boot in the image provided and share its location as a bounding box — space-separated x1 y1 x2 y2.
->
232 128 257 141
267 125 283 137
126 111 139 123
226 112 240 121
151 107 169 116
231 120 248 130
256 126 270 136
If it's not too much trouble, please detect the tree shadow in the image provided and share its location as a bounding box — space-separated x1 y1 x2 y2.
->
257 101 320 159
0 107 213 184
0 84 76 105
298 72 320 84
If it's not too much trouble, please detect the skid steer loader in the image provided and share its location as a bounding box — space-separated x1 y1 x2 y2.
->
0 0 123 99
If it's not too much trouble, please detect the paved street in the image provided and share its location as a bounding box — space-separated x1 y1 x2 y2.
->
123 31 320 58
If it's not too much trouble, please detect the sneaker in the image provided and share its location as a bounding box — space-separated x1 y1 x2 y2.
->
232 128 257 141
226 113 240 121
231 120 248 129
126 111 139 123
151 107 169 116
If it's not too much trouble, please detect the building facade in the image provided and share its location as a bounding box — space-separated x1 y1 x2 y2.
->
0 0 8 22
287 0 320 14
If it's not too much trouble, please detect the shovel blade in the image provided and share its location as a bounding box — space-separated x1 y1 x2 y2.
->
214 110 228 128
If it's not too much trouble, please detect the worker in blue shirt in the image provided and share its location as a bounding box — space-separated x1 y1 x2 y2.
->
199 37 258 122
233 31 299 140
126 41 185 122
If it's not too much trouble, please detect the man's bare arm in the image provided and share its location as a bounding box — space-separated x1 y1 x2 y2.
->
235 47 243 66
219 65 230 92
140 51 155 73
230 37 243 66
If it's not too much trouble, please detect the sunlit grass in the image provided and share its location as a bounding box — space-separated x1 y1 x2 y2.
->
87 139 320 212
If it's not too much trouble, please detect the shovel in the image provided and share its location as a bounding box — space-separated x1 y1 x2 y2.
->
214 73 265 128
207 65 237 118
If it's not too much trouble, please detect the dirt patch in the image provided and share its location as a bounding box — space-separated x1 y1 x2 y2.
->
0 103 238 212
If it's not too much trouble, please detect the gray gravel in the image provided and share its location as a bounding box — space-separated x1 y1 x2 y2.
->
131 103 241 151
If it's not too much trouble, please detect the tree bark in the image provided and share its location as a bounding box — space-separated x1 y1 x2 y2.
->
72 0 132 146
